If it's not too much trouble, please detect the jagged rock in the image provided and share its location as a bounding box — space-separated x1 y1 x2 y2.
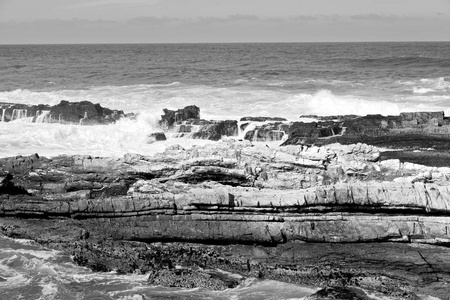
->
243 122 290 141
0 174 30 195
147 267 241 290
160 105 200 128
191 120 238 140
283 111 450 150
147 132 167 143
2 139 450 297
284 121 343 145
0 100 124 124
171 119 238 140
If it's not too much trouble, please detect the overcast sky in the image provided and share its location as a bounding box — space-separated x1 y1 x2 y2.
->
0 0 449 44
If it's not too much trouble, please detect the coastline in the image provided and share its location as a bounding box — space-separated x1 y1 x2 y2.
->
2 103 450 299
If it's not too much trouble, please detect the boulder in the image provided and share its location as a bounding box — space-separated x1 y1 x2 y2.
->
243 122 290 141
147 132 167 143
191 120 238 140
160 105 200 128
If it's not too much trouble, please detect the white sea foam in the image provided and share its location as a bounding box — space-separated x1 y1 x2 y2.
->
1 248 60 260
1 84 449 158
37 281 59 300
413 87 435 94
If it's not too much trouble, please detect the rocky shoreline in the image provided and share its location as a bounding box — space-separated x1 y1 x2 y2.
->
2 102 450 299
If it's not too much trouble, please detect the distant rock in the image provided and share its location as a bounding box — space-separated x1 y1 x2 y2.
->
147 132 167 143
299 114 359 121
240 116 287 122
243 122 290 141
160 105 200 128
159 106 237 141
0 100 125 124
50 100 124 124
190 120 238 141
283 111 450 149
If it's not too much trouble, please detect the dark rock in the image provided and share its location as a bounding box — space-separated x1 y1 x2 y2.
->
0 174 31 195
0 102 51 122
49 100 124 124
240 116 287 122
300 115 359 121
0 101 125 124
306 286 370 300
283 111 450 149
160 105 200 128
191 120 238 140
381 150 450 167
147 268 241 290
400 111 444 124
244 122 290 141
147 132 167 143
283 121 343 145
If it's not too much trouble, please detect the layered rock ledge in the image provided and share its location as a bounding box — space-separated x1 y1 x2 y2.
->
1 139 450 298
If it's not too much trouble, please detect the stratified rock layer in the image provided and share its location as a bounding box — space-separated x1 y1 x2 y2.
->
1 140 450 298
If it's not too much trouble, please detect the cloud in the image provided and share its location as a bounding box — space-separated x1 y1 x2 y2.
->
64 0 159 9
350 14 423 21
1 14 449 44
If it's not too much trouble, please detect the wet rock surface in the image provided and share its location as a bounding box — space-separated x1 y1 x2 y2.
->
159 105 200 128
2 106 450 298
0 100 125 124
1 139 450 298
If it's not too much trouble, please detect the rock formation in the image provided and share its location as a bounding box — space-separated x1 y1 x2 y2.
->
2 104 450 298
159 105 200 128
0 100 125 124
1 139 450 298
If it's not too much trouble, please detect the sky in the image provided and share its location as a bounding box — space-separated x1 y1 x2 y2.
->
0 0 449 44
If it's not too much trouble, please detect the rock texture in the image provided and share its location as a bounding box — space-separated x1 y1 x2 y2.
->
173 119 238 141
2 104 450 298
0 100 125 124
159 105 200 128
1 139 450 298
284 112 450 149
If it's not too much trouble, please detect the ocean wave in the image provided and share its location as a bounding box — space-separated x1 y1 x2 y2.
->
1 84 449 120
355 56 450 68
413 87 436 94
396 77 450 94
0 64 28 70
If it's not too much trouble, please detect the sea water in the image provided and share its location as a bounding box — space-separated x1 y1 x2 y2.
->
0 43 449 158
0 43 449 299
0 236 320 300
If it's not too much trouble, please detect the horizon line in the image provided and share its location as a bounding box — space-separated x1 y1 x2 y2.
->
1 40 450 46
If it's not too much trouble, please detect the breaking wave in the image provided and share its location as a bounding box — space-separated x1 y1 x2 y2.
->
1 82 449 158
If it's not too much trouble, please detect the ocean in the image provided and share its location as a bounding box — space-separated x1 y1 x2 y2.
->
0 43 450 157
0 42 449 299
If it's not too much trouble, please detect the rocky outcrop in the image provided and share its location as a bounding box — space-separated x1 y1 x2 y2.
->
0 100 125 124
2 119 450 297
147 132 167 143
159 105 200 128
284 111 450 149
171 119 238 141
